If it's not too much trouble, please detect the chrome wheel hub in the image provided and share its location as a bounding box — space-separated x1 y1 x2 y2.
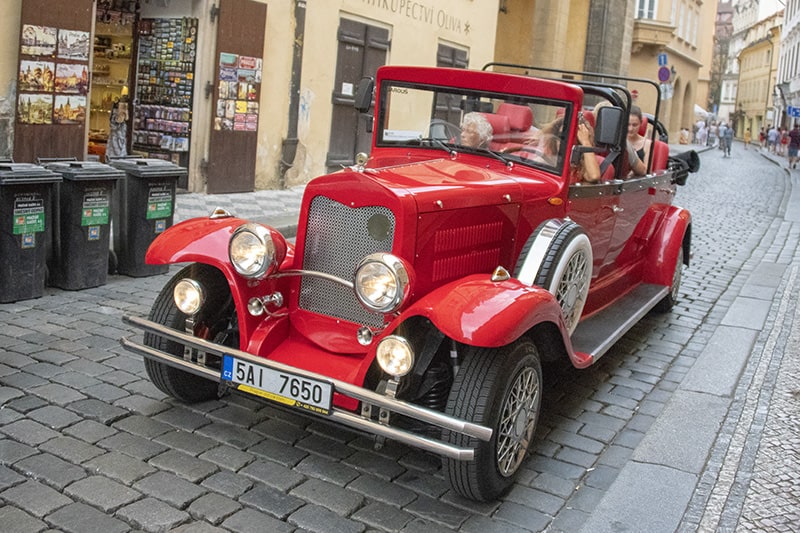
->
496 367 540 476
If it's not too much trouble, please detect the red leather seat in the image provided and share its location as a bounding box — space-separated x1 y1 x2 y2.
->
479 113 511 150
497 103 534 144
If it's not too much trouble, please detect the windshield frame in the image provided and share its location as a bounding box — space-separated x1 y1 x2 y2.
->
375 79 576 176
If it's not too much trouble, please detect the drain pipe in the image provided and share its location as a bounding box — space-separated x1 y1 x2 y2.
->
279 0 306 189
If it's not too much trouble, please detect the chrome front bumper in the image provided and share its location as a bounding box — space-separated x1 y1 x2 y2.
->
120 315 492 461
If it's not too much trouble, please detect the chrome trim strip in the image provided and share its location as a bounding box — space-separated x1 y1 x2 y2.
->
121 315 492 448
269 269 354 289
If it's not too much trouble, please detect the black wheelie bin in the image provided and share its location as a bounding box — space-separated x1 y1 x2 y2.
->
44 160 124 290
109 158 187 277
0 162 62 302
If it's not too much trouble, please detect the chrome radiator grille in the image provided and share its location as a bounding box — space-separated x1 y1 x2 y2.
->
299 196 396 327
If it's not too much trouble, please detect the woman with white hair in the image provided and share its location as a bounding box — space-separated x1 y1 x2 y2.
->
460 112 493 148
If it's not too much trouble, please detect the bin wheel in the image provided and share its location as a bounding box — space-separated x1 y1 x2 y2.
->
144 264 229 403
442 339 542 501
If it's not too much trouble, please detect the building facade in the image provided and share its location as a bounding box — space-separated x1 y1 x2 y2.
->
2 0 501 192
777 0 800 128
628 0 717 139
2 0 712 193
735 9 782 137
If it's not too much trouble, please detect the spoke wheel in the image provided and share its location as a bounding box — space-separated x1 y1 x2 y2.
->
442 340 542 501
533 222 592 334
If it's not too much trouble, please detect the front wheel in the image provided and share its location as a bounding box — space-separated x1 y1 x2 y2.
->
144 263 232 403
442 340 542 501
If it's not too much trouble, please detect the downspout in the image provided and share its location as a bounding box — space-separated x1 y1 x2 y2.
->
279 0 306 189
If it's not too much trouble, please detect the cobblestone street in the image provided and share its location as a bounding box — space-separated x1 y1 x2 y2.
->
1 143 799 532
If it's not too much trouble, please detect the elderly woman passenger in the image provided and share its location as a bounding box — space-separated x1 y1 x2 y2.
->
460 112 493 148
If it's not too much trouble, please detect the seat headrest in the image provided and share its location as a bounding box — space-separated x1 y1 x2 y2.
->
638 115 649 137
479 113 510 135
497 103 533 131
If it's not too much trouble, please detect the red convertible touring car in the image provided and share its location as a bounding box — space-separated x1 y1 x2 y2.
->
122 64 698 501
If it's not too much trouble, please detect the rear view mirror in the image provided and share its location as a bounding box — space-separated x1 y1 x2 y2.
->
354 77 374 113
594 106 625 148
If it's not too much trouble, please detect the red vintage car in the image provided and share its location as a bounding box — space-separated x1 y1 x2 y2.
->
122 64 697 501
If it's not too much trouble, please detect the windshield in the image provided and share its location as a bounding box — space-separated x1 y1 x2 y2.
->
376 80 573 174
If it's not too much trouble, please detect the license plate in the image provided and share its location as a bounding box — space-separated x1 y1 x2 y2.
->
221 355 333 415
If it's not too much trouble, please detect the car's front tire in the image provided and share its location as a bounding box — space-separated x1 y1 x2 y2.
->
144 264 228 403
442 339 542 501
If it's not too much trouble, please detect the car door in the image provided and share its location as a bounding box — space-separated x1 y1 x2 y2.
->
567 180 621 279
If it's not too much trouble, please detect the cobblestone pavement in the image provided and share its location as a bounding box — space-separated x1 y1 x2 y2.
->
0 143 798 532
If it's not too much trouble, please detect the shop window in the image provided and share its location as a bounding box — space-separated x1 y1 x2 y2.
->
131 17 198 173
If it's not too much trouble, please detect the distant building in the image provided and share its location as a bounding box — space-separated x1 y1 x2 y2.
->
628 0 717 139
777 0 800 127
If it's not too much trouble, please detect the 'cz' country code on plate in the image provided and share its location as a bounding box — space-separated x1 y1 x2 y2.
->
221 355 333 415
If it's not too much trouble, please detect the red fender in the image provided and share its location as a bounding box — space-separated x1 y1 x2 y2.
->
145 217 295 274
144 217 295 345
643 205 691 287
399 274 573 349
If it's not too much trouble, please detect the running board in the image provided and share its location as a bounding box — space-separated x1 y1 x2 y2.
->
571 284 668 362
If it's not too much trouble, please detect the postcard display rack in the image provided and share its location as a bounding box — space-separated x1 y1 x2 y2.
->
132 18 197 167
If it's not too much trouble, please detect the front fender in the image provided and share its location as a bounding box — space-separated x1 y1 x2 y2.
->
400 274 571 349
145 217 296 347
146 217 295 273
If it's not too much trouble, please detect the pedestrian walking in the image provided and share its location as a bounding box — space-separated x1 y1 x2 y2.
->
767 125 779 153
779 128 789 156
743 128 751 150
788 123 800 169
722 123 734 157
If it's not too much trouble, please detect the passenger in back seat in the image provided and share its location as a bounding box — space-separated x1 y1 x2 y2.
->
626 105 650 176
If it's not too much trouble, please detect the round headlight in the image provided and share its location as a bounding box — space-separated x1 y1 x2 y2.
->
173 278 204 315
229 223 276 278
376 335 414 377
354 253 411 313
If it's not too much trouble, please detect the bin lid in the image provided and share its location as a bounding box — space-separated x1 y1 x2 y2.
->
45 160 124 181
109 157 188 178
0 163 62 185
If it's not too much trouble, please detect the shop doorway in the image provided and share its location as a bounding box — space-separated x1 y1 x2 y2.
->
87 6 136 163
205 0 267 194
325 19 390 173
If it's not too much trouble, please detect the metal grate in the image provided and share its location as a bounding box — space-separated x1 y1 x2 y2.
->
299 196 396 327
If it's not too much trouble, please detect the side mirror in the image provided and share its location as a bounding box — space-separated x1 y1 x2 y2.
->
594 106 625 148
354 77 374 113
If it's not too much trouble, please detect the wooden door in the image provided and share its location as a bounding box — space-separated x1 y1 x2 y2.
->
14 0 94 163
325 19 390 172
206 0 267 193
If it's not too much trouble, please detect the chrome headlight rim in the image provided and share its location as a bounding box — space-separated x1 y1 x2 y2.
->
173 278 204 315
229 223 277 279
376 335 415 378
354 252 411 314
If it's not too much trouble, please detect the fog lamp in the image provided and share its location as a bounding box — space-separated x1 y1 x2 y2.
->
173 279 204 315
376 335 414 378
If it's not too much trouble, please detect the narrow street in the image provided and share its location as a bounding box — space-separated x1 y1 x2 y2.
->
1 143 798 532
